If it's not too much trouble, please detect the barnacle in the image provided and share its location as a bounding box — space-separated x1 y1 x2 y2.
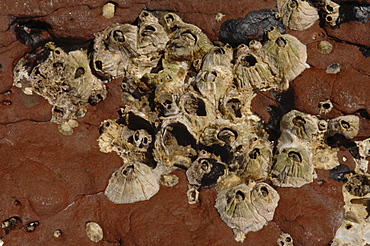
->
277 0 319 31
233 44 275 91
271 146 316 187
258 27 309 90
317 40 333 54
279 110 319 140
277 233 294 246
328 115 360 139
215 183 279 242
318 99 333 114
322 0 340 27
13 42 107 135
104 162 161 204
85 222 103 243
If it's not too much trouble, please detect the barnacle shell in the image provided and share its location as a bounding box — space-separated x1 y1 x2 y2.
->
13 44 107 135
187 184 200 204
311 144 340 170
163 13 213 62
186 157 226 189
328 115 360 139
92 23 138 79
322 0 340 27
102 2 115 19
258 27 309 90
215 183 279 242
277 0 319 31
104 162 160 204
86 222 103 243
277 233 294 246
160 174 179 187
233 45 275 91
216 174 244 191
318 99 333 114
356 138 370 158
317 40 333 54
271 146 315 187
279 110 320 140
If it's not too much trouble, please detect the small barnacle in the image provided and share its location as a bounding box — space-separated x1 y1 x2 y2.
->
200 44 233 70
53 229 62 238
215 13 225 23
155 90 180 117
356 138 370 158
186 157 225 189
328 115 360 139
187 184 200 204
233 45 275 91
102 2 116 19
271 146 315 187
322 0 340 27
277 0 319 31
249 40 262 52
258 27 309 90
2 217 22 234
279 110 319 140
277 233 294 246
104 162 160 204
131 129 152 149
85 222 103 243
326 63 341 74
317 40 333 54
215 183 278 242
24 221 39 232
319 99 333 114
160 174 179 187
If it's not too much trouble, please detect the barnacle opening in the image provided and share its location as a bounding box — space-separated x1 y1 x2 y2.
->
235 190 246 201
288 151 302 163
345 174 370 197
276 37 287 48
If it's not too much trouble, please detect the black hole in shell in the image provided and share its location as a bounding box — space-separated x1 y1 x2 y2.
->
235 190 245 201
289 0 298 8
326 16 333 22
345 224 352 230
113 30 125 42
260 186 269 197
340 120 350 129
226 99 242 118
242 55 257 67
292 116 306 127
288 151 302 163
326 5 334 12
122 165 134 176
54 50 60 54
95 61 103 70
322 103 331 109
249 148 261 159
215 48 225 55
74 67 85 79
286 237 292 242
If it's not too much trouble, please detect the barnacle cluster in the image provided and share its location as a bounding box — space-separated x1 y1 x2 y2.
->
11 1 365 243
92 9 360 242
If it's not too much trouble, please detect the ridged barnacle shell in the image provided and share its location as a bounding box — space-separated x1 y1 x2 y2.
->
14 43 107 135
311 144 340 170
104 162 160 204
258 27 309 90
270 145 316 187
92 23 138 79
218 88 255 121
162 13 213 62
279 110 320 140
239 138 273 181
327 115 360 139
277 0 319 31
186 156 226 189
215 183 279 242
233 44 275 91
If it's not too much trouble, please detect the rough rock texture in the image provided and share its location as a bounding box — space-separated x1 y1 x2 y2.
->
1 0 370 245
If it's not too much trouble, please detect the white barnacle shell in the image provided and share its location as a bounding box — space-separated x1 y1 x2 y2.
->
277 233 294 246
356 138 370 158
270 145 316 187
277 0 319 31
92 23 138 79
85 222 103 243
279 110 320 140
327 115 360 139
258 27 309 90
215 183 279 242
233 44 275 91
104 162 160 204
311 144 340 170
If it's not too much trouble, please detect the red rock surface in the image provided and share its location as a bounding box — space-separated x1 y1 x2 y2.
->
1 0 370 245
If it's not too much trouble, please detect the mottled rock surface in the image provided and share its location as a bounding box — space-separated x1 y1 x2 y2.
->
1 0 370 245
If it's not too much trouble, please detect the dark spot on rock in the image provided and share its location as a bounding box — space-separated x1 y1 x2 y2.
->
330 164 351 182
